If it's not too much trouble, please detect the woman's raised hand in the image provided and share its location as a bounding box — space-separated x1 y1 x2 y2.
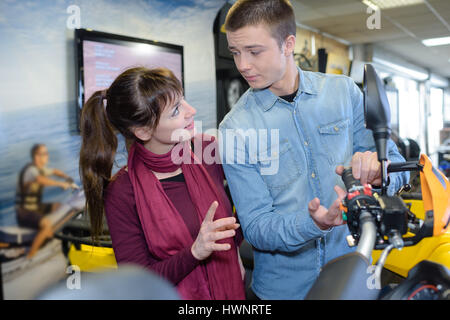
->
191 201 240 261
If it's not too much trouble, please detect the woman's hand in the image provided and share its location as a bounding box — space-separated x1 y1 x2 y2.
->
191 201 240 261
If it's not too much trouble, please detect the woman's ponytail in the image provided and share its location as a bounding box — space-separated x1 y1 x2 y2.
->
79 90 117 241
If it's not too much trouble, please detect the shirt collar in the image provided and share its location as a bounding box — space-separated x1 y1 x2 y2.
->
253 67 318 112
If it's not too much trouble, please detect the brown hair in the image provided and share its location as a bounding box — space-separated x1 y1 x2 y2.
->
31 143 46 160
225 0 296 48
79 67 182 240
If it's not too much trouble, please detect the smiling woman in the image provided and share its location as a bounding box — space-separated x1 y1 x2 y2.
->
79 66 245 300
141 96 197 155
79 67 185 238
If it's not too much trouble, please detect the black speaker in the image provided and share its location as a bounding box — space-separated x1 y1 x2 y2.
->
213 3 249 126
318 48 328 73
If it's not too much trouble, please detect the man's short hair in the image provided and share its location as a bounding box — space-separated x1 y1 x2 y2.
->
225 0 297 47
31 143 45 160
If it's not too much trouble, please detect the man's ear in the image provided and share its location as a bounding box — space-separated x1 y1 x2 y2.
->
132 126 153 141
283 35 296 56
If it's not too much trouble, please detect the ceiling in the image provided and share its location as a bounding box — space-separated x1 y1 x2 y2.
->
291 0 450 79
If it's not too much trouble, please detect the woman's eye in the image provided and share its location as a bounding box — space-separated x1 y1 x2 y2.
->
172 105 180 117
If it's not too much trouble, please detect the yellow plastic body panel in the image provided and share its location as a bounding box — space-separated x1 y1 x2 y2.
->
372 199 450 277
427 242 450 267
68 244 118 272
419 154 450 236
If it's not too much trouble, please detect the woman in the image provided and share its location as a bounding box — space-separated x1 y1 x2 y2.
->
79 67 245 299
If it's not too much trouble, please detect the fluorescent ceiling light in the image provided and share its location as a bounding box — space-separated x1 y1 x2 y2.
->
372 57 429 81
362 0 423 10
362 0 379 10
422 36 450 47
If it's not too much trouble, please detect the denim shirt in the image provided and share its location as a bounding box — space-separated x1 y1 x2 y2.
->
218 67 409 299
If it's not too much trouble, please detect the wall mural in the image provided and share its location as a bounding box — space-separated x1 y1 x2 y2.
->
0 0 226 228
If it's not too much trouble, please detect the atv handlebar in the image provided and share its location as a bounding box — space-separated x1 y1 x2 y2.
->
355 211 377 260
340 162 431 253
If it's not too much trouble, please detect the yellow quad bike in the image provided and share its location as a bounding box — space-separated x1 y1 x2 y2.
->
307 64 450 300
371 154 450 279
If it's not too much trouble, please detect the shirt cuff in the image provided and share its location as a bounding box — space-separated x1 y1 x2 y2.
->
183 246 202 267
296 213 333 241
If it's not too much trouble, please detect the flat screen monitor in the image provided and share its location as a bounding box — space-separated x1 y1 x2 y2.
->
75 28 184 128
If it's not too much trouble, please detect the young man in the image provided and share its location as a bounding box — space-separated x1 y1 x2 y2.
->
16 144 74 258
218 0 409 299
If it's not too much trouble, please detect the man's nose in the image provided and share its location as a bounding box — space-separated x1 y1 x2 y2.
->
236 54 251 73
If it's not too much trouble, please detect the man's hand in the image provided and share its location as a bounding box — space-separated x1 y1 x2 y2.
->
336 151 386 186
59 181 72 190
308 186 347 230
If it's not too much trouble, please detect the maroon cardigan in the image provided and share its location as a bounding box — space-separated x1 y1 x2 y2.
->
103 149 242 285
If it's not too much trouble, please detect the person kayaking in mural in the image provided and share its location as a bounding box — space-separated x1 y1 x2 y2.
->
15 143 77 258
79 67 245 300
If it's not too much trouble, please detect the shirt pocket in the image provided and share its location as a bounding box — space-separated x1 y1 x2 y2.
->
256 139 302 190
318 118 351 165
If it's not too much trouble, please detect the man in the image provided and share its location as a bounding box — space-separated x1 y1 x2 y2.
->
16 143 74 258
218 0 409 299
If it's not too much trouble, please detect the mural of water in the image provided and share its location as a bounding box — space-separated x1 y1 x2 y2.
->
0 101 128 226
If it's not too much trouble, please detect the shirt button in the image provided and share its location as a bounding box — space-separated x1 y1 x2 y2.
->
311 172 316 178
334 126 339 132
304 141 308 146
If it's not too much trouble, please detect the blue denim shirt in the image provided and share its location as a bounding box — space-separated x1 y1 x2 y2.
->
218 67 409 299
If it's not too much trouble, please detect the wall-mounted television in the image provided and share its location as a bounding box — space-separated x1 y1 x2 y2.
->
75 28 184 127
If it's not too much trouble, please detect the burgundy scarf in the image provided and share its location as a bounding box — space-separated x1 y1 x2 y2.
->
127 137 245 300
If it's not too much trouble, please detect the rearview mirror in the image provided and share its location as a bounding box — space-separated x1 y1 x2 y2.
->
363 64 391 161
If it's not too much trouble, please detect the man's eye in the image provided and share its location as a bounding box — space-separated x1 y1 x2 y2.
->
230 51 239 56
250 51 260 56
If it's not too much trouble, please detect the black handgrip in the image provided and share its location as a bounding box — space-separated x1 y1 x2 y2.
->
387 161 423 173
342 167 363 192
